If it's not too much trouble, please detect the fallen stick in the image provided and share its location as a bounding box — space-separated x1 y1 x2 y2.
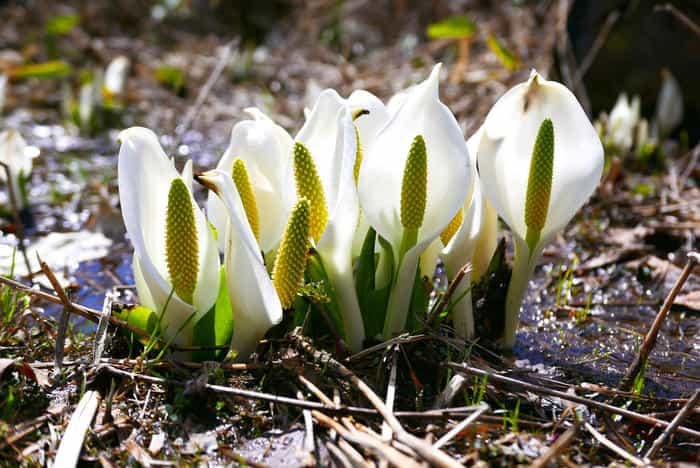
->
530 422 579 468
447 362 700 439
313 410 420 468
38 254 71 372
0 275 227 352
645 389 700 460
583 422 645 466
432 402 489 449
619 251 699 391
291 330 464 468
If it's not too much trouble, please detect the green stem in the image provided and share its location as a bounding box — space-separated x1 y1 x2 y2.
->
382 228 420 340
398 227 419 263
503 237 539 349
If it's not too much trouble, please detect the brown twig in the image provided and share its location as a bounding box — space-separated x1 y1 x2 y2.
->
432 402 489 449
0 275 226 353
655 3 700 37
102 363 378 417
0 161 32 277
313 410 420 468
645 389 700 460
172 39 236 152
531 422 580 468
291 330 463 468
447 362 700 438
37 254 72 372
619 251 699 391
426 263 471 326
573 9 620 88
583 422 645 466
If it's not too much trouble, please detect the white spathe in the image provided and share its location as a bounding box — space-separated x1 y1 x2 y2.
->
0 129 38 209
207 108 294 255
104 56 130 97
607 93 640 151
295 89 365 351
476 70 604 348
655 69 683 138
358 64 471 338
197 169 283 359
118 127 220 345
477 70 603 247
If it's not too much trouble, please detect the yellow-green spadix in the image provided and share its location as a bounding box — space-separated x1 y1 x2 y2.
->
118 127 220 346
293 89 366 351
196 169 283 359
206 108 294 258
357 64 471 339
476 70 604 349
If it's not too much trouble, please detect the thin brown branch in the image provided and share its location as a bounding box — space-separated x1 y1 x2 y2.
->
655 3 700 37
432 402 489 449
573 10 620 87
0 275 227 353
291 330 463 468
531 422 580 468
645 389 700 460
619 251 699 390
583 422 645 466
426 263 471 326
37 254 72 372
447 362 700 439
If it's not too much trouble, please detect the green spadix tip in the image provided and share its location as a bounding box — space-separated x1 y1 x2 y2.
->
400 135 428 230
272 198 311 309
165 177 199 305
353 125 363 185
524 118 554 251
232 158 261 242
293 142 328 243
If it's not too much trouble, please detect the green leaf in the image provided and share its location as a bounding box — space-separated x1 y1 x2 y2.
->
305 252 345 339
426 15 476 39
11 61 73 80
117 305 158 342
44 14 80 36
356 228 392 338
486 34 520 71
407 267 429 332
191 267 234 361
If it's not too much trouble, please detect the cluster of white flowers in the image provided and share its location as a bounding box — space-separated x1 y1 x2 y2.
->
117 65 604 359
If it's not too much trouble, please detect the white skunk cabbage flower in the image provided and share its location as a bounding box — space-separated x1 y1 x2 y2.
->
358 64 471 340
104 56 130 98
118 127 220 346
655 68 683 138
477 70 604 349
0 129 39 209
607 93 640 150
344 90 391 257
196 169 284 358
293 89 366 351
206 108 294 258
